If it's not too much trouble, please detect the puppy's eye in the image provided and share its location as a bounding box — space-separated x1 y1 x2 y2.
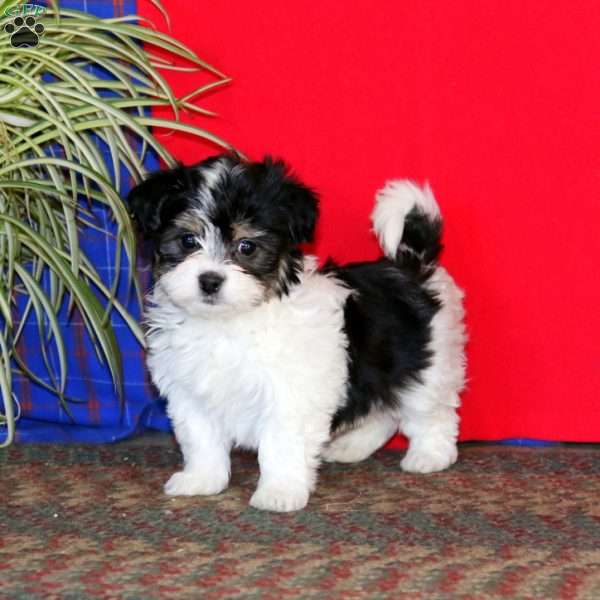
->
180 234 199 250
237 239 256 256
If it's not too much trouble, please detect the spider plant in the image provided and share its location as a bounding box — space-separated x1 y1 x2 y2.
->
0 0 234 446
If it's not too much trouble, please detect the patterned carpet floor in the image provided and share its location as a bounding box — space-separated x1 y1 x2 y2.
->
1 439 600 599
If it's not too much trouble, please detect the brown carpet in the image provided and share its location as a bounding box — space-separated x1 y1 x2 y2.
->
1 438 600 599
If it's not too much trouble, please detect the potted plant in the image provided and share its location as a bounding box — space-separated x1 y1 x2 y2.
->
0 0 233 445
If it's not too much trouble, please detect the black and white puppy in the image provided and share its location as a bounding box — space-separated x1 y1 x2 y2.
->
127 154 466 512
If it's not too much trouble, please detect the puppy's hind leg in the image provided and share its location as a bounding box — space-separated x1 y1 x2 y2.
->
399 390 460 473
322 410 399 463
399 267 466 474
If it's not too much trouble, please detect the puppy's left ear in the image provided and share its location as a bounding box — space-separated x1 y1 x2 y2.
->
279 178 319 244
126 166 188 237
265 158 318 244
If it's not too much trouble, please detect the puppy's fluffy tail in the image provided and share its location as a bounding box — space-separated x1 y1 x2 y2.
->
371 180 443 278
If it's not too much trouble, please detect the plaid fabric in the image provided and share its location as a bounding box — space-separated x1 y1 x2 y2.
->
6 0 169 443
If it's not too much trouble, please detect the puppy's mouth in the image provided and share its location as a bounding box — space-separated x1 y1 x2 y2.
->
201 295 219 305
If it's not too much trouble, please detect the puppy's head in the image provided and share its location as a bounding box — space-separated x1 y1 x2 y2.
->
127 154 318 316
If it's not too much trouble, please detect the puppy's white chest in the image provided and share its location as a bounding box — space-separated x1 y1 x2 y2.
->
150 320 267 443
146 273 350 449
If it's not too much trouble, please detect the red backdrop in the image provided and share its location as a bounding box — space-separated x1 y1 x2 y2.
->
140 1 600 442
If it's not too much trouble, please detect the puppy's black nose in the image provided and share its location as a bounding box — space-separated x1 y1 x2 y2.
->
199 271 224 295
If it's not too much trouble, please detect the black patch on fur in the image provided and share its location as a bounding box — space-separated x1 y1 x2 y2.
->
205 156 317 294
126 163 204 236
323 258 441 432
207 156 318 246
153 221 201 276
126 154 318 297
395 208 443 280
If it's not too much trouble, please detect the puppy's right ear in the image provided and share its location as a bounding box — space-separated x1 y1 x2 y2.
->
126 166 189 237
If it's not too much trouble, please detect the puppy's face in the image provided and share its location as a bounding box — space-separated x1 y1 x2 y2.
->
127 155 318 317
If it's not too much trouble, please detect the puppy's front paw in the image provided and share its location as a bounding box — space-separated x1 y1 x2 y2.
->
164 471 228 496
250 484 309 512
401 444 458 474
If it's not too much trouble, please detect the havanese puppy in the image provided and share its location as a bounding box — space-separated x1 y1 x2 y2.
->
127 154 466 512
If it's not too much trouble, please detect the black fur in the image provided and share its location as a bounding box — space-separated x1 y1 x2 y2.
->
127 163 203 236
126 154 318 295
325 259 441 432
324 198 444 432
218 157 318 245
395 207 443 280
127 155 318 244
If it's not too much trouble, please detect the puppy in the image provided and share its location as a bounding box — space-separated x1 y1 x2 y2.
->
127 154 466 512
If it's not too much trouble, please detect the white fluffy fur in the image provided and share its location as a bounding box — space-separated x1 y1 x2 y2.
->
147 258 351 511
372 180 440 260
159 255 264 318
195 159 227 211
147 180 466 511
399 266 466 472
323 409 399 463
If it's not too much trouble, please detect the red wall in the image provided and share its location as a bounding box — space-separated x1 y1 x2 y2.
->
140 1 600 442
